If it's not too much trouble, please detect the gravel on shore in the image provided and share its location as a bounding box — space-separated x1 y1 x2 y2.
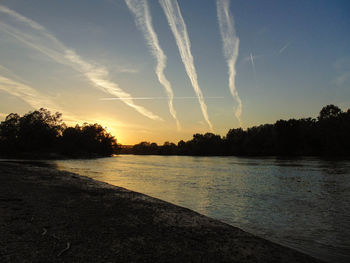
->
0 161 323 262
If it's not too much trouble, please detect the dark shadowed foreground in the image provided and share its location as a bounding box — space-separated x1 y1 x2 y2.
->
0 162 323 263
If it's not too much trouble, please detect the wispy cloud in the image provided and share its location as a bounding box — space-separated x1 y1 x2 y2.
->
243 43 290 63
249 52 258 89
0 4 161 121
100 96 224 100
159 0 213 131
126 0 180 129
0 68 132 132
0 73 78 122
242 53 264 63
217 0 242 126
0 64 29 84
279 43 289 54
249 53 255 69
116 67 139 74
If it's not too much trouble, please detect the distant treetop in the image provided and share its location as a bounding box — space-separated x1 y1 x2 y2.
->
122 105 350 157
0 108 119 158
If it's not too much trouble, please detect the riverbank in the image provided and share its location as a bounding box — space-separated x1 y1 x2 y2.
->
0 162 323 262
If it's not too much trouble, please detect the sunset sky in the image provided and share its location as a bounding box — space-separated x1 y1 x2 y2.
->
0 0 349 144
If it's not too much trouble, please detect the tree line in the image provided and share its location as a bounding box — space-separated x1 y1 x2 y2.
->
122 105 350 157
0 108 118 158
2 105 349 158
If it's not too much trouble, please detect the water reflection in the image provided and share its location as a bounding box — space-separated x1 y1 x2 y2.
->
50 155 350 263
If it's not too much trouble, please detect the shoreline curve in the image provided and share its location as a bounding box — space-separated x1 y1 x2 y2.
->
0 161 324 262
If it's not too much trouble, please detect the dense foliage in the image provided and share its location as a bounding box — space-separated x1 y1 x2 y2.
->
124 105 350 157
0 108 118 158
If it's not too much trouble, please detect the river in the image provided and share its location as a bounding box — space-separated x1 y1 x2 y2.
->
50 155 350 263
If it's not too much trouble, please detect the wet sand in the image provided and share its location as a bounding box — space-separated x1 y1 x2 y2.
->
0 162 323 262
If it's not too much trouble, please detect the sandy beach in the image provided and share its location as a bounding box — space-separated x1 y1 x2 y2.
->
0 161 323 262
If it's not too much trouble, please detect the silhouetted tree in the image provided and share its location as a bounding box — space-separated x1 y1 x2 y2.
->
225 128 245 155
18 108 64 152
125 104 350 157
159 141 177 155
317 105 344 155
0 108 118 158
318 104 342 120
132 142 163 155
0 113 21 153
4 105 348 158
61 123 118 156
0 108 64 154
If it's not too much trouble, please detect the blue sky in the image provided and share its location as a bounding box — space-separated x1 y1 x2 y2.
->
0 0 349 144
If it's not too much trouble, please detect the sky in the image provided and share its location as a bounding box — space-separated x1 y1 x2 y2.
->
0 0 349 144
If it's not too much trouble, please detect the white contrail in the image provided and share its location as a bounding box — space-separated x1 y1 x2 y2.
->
0 5 161 121
279 43 289 54
101 96 224 100
250 53 255 68
249 52 258 89
159 0 213 131
125 0 180 129
217 0 242 126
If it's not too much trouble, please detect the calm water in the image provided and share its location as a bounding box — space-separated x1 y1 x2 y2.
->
50 155 350 263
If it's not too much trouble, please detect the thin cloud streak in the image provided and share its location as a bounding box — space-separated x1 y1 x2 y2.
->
0 5 161 121
279 43 289 54
217 0 242 126
0 71 129 130
249 52 258 89
0 64 28 84
0 73 77 122
101 96 224 100
126 0 180 129
250 53 255 68
159 0 213 131
243 53 264 63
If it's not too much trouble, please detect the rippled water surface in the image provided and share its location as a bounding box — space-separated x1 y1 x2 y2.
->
51 155 350 262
